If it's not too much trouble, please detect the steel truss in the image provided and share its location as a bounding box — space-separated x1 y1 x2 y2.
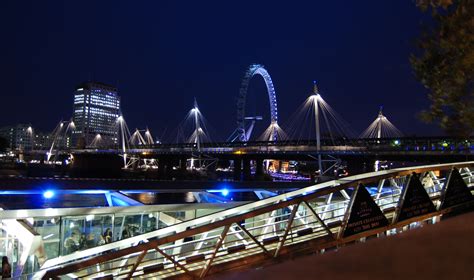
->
38 162 474 279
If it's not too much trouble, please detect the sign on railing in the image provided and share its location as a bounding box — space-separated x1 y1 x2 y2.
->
394 173 436 223
340 184 389 237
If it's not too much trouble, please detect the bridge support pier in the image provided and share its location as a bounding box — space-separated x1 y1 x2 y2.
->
179 158 187 171
233 159 242 181
158 158 172 179
255 159 264 180
243 159 251 181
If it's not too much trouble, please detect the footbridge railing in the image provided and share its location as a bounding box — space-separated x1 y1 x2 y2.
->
38 161 474 279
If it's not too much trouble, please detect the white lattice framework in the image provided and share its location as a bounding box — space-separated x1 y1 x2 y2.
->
236 64 282 142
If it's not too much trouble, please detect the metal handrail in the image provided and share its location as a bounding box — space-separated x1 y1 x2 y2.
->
37 161 474 279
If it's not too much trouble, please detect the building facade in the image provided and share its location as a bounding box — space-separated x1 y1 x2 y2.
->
72 82 121 147
0 124 34 150
34 131 52 150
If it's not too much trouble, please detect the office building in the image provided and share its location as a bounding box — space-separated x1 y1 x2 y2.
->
72 82 121 146
0 124 34 150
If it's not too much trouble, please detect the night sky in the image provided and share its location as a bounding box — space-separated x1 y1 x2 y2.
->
0 1 442 141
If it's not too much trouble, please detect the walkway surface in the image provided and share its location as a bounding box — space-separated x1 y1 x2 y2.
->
212 211 474 280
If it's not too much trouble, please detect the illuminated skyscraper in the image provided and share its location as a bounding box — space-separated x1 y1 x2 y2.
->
72 82 121 147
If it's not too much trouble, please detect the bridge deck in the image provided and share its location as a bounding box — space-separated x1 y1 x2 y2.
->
27 137 474 156
33 161 474 279
217 211 474 280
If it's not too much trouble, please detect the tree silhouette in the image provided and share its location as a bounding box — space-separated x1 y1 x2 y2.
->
411 0 473 136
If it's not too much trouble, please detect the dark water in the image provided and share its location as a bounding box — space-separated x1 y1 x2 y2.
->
0 193 108 210
0 177 304 210
126 192 198 204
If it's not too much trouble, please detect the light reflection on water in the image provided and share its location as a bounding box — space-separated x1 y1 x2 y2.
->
128 192 198 204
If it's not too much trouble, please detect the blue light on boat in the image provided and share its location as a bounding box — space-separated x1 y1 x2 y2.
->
221 189 229 196
43 190 55 199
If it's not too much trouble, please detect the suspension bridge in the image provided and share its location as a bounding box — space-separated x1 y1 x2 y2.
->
2 64 474 279
18 64 474 178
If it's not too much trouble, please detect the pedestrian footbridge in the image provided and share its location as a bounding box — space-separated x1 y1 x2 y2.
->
16 162 474 279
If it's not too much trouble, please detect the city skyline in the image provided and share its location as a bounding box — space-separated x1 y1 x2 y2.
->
1 1 441 139
0 2 472 279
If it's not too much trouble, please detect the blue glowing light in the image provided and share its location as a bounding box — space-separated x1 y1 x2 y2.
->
76 190 109 194
221 189 229 196
111 196 131 207
43 190 55 199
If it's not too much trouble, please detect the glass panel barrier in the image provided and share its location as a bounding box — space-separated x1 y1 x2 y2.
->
2 162 473 278
61 214 113 255
0 202 242 278
33 218 60 260
0 226 19 276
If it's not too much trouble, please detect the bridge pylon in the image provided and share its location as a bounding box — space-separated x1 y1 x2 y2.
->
46 119 75 163
360 106 403 139
311 81 323 173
